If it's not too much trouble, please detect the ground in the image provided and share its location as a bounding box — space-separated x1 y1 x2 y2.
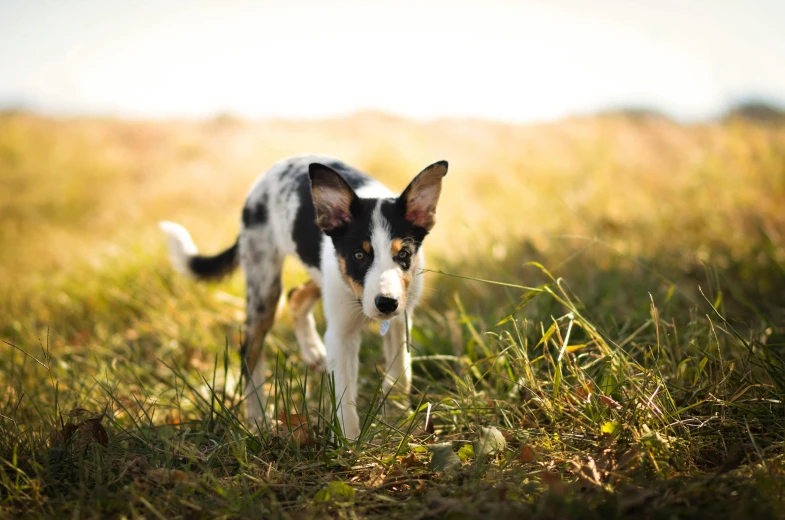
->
1 111 784 519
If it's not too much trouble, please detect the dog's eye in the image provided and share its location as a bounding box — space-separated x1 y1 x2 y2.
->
353 250 365 261
397 250 410 260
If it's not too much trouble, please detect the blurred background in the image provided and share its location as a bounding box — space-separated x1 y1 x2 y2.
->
3 0 785 121
1 0 784 351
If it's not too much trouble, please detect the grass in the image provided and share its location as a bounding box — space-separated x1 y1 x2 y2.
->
1 110 784 519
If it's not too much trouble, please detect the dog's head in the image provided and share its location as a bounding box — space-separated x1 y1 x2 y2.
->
309 160 448 320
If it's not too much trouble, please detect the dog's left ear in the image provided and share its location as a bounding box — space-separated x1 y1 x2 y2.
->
399 160 448 231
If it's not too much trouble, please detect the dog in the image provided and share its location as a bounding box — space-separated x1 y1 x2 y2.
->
160 155 447 439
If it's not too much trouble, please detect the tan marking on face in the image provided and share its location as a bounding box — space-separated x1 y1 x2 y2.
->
391 238 404 256
362 241 371 253
338 256 364 298
288 280 321 319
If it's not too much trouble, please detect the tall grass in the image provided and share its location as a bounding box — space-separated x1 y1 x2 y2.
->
1 112 784 518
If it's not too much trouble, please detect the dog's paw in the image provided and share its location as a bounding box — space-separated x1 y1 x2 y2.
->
300 341 327 372
304 354 327 373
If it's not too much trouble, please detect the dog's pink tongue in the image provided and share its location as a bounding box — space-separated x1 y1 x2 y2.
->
380 321 390 336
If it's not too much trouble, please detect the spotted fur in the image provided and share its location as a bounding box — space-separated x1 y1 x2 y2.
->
160 154 447 439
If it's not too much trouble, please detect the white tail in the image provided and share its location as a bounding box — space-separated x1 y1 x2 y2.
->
158 221 198 277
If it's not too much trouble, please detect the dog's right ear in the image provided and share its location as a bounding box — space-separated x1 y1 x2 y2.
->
398 160 448 231
309 163 358 233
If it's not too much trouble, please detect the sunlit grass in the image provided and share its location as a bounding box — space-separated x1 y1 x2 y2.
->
1 111 784 518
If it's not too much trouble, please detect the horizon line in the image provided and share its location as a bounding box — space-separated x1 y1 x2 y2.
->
2 97 783 126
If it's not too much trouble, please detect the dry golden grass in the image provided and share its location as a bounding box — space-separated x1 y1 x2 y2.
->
1 111 784 519
2 111 783 284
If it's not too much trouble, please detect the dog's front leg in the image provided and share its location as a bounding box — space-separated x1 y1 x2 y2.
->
324 318 362 441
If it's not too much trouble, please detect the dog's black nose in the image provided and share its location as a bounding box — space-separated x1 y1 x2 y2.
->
375 296 399 314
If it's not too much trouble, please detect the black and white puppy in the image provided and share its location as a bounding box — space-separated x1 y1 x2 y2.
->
160 155 447 439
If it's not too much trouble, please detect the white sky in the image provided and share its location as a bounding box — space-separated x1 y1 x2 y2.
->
1 0 784 122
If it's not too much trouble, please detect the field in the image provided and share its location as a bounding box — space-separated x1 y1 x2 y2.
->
1 110 785 519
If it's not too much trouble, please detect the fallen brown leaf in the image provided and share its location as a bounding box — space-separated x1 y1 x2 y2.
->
387 464 405 478
274 413 315 446
77 416 109 447
367 465 386 487
598 395 622 410
401 453 423 468
49 423 77 446
519 444 537 463
49 411 108 448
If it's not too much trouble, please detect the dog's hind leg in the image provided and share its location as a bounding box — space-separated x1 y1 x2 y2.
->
382 316 412 418
239 231 283 427
288 280 327 372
